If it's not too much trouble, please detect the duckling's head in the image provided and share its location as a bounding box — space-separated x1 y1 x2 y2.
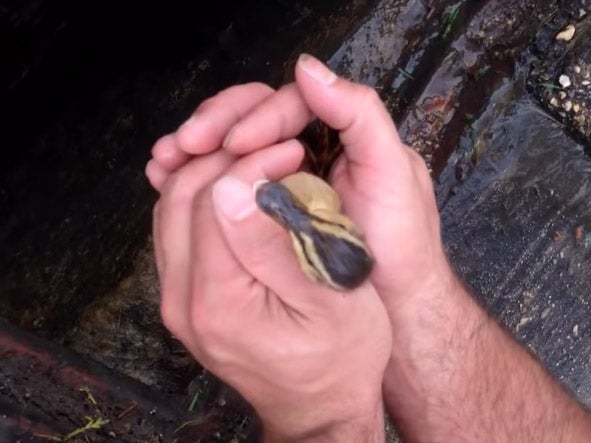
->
255 177 373 291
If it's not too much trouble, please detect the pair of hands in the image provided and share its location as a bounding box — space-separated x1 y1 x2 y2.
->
146 54 453 440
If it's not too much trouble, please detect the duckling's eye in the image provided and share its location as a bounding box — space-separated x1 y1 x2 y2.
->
294 219 373 290
254 172 374 291
309 228 373 289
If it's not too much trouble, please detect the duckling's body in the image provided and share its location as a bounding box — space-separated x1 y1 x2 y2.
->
255 172 373 291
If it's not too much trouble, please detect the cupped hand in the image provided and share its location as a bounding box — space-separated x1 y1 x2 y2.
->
291 56 453 308
151 138 391 440
147 54 454 323
146 53 458 438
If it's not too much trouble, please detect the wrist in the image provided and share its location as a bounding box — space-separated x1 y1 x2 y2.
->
380 264 484 435
377 253 463 344
262 398 385 443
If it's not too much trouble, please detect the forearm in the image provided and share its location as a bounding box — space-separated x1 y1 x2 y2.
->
383 273 591 442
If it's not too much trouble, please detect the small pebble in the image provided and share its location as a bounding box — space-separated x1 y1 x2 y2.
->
575 226 584 241
559 75 571 88
550 97 559 107
516 317 531 332
559 91 567 99
574 66 581 74
582 80 590 86
563 101 573 112
573 324 579 337
555 24 576 42
572 103 580 113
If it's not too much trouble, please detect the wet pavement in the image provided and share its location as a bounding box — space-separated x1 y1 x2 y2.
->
1 0 591 441
438 96 591 405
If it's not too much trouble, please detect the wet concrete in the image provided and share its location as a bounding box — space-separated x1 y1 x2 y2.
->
438 96 591 405
2 0 591 441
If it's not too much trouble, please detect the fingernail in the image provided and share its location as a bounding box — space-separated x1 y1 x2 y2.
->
297 53 337 85
212 176 257 221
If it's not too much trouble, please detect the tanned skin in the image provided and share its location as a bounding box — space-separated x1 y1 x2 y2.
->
383 272 591 442
146 54 591 442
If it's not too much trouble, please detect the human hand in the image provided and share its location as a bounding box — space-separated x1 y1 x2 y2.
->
148 54 591 443
147 53 456 427
148 116 391 440
160 57 452 331
147 51 455 438
147 54 453 314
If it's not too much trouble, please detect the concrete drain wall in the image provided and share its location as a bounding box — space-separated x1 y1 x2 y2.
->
1 0 590 441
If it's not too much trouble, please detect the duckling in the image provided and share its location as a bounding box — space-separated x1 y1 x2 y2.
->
255 172 373 291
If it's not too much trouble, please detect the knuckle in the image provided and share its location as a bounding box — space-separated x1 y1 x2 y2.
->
198 82 274 114
222 82 274 97
195 96 217 114
357 85 382 109
150 134 169 156
245 81 275 95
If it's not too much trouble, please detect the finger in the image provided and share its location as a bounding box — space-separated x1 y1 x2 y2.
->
156 150 236 339
211 144 345 310
294 53 409 171
152 202 164 278
151 133 191 171
175 82 275 154
327 153 347 184
187 140 306 338
222 83 313 154
145 159 169 192
194 139 305 294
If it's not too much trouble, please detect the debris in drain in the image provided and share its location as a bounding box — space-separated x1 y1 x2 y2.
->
0 319 183 442
555 24 576 41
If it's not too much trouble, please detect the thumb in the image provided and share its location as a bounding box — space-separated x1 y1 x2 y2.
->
211 175 338 306
294 53 409 171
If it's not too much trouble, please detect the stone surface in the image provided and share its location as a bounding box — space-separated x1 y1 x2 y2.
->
437 97 591 406
0 319 184 442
